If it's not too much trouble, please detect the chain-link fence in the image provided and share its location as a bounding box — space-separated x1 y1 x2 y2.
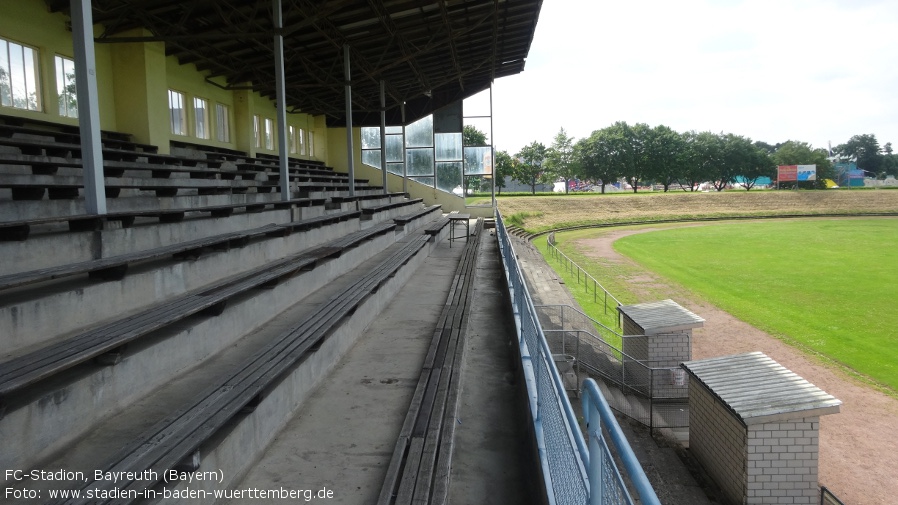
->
498 211 664 505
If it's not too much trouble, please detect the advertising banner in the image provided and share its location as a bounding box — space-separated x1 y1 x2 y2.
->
797 165 817 181
777 165 798 182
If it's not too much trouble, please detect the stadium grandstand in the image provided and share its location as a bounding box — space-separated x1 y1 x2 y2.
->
0 1 673 505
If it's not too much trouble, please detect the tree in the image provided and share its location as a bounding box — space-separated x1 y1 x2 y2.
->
463 125 488 146
835 134 882 174
644 125 685 192
773 140 834 189
678 131 719 191
494 150 514 194
514 141 548 194
737 147 775 191
575 129 622 194
545 128 578 193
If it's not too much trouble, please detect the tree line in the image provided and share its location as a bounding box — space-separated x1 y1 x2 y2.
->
494 121 898 194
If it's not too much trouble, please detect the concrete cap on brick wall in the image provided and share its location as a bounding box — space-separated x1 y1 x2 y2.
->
681 351 841 425
617 299 705 335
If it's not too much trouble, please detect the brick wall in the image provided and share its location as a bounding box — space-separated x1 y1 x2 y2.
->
689 376 747 505
746 417 820 504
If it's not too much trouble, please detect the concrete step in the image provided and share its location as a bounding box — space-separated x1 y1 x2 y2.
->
0 224 400 472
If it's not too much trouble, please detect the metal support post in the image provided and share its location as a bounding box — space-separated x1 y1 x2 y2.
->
344 45 356 197
401 103 408 195
380 80 388 194
273 0 290 200
71 0 106 215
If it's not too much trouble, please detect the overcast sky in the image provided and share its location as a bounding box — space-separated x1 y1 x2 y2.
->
489 0 898 156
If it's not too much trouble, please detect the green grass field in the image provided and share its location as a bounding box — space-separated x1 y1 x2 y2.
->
608 219 898 393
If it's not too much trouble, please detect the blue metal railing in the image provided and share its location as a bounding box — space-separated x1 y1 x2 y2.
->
495 210 661 505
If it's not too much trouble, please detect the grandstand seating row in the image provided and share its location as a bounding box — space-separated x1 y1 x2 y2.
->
0 115 457 503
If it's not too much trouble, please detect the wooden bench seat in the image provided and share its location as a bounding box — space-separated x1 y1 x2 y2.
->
48 231 431 503
423 216 451 236
361 198 424 216
0 154 253 180
0 173 276 199
0 121 156 153
394 205 442 227
0 209 361 293
0 221 398 401
0 197 327 241
378 218 484 505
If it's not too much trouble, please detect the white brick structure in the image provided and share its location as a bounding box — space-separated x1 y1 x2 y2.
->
619 299 703 397
682 352 841 505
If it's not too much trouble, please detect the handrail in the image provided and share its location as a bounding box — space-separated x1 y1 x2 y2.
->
497 208 662 505
545 238 622 321
582 379 662 505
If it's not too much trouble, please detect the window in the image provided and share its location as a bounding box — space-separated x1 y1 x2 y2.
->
215 103 230 143
298 128 306 155
55 55 77 118
263 118 274 150
194 97 209 139
308 131 314 157
288 125 297 154
1 37 42 111
253 115 261 148
168 90 187 135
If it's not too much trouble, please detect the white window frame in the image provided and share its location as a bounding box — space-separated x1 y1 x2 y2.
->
215 103 230 143
168 89 187 136
194 97 209 139
54 55 77 118
263 117 274 150
1 37 42 111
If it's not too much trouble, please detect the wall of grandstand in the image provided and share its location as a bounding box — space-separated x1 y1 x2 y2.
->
1 0 327 159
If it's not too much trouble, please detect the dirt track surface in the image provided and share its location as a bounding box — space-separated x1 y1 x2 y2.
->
575 227 898 505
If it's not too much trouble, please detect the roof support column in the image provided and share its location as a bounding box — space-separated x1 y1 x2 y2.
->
401 103 407 195
344 45 355 197
379 80 387 194
272 0 290 201
71 0 106 215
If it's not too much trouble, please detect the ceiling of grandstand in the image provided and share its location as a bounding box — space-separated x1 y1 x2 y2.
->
47 0 542 127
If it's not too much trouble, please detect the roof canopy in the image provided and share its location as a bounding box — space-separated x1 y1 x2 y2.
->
49 0 542 127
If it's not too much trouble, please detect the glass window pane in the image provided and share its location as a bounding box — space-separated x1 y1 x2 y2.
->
169 90 186 135
0 40 10 106
405 115 433 148
463 118 491 145
216 103 230 142
386 162 403 175
436 161 462 193
463 88 491 117
409 176 434 187
361 127 381 149
23 45 40 110
194 97 209 139
406 148 434 176
362 149 381 169
435 133 462 161
385 135 403 162
308 131 314 156
55 56 65 116
464 146 493 175
264 118 274 149
385 126 402 134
